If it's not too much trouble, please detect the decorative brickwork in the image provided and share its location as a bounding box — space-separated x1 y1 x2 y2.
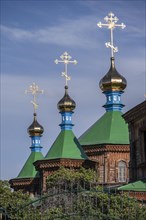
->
83 144 130 184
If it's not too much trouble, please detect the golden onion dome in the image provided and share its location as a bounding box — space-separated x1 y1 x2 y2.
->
57 85 76 112
27 113 44 136
99 57 127 92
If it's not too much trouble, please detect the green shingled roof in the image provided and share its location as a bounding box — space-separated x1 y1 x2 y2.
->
79 111 129 145
17 152 44 178
118 179 146 192
45 130 88 160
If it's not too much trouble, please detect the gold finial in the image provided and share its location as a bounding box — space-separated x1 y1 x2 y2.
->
25 82 44 113
97 12 126 57
54 52 77 86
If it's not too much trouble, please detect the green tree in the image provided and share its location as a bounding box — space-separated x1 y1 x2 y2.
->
1 168 146 220
46 166 97 188
0 180 34 219
45 167 146 220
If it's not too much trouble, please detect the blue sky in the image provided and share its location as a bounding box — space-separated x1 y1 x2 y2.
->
1 0 146 180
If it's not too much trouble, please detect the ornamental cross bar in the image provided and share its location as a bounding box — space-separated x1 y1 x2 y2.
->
55 52 77 86
25 82 44 113
97 12 126 57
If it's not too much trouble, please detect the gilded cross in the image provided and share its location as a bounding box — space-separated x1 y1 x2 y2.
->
97 12 126 57
25 82 44 113
55 52 77 86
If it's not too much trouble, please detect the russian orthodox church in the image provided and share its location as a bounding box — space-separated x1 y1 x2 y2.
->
10 12 130 194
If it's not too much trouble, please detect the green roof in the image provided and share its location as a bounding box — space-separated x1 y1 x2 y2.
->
118 179 146 192
17 152 44 178
79 111 129 145
45 130 88 160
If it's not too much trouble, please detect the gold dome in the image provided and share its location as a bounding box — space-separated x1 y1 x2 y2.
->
28 113 44 136
57 86 76 112
99 57 127 92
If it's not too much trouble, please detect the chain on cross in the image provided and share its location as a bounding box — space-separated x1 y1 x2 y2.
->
55 52 77 86
97 12 126 57
25 82 44 113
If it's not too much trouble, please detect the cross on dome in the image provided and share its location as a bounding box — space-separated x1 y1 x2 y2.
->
97 12 126 57
25 82 44 113
55 52 77 86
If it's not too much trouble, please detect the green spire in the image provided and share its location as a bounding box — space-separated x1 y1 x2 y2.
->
79 111 129 145
45 130 88 160
17 152 43 178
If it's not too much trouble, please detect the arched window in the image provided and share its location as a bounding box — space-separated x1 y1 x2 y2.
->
118 161 126 182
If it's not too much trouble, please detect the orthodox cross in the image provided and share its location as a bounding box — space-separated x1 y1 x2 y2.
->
55 52 77 86
97 12 126 57
25 82 44 113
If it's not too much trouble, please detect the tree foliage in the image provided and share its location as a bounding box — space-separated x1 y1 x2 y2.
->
0 180 32 219
0 168 146 219
45 167 146 220
46 166 97 188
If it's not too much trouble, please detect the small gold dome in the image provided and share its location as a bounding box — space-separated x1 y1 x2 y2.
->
57 86 76 112
99 57 127 92
28 113 44 136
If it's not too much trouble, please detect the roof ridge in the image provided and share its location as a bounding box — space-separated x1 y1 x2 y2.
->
61 130 68 157
58 131 66 158
106 111 113 140
108 111 121 141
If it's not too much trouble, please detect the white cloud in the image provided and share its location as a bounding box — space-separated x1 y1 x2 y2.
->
1 9 145 51
0 15 98 48
1 25 34 39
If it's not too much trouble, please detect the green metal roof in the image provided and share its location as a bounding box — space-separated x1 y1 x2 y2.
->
118 179 146 192
45 130 88 160
79 111 129 145
17 152 44 178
